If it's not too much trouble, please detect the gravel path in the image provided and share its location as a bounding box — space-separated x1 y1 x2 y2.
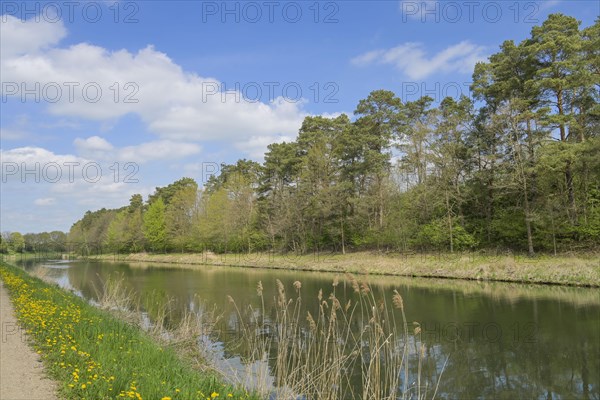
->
0 281 58 400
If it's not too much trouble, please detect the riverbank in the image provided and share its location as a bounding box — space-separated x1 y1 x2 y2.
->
89 251 600 287
0 261 258 400
1 252 64 262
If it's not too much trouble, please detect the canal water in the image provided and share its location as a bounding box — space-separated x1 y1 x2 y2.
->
19 259 600 399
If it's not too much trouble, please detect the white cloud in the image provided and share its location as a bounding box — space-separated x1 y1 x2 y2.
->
34 197 55 206
0 14 66 59
351 50 386 66
74 136 114 152
0 16 310 159
73 136 201 163
0 146 131 193
0 145 153 231
0 146 84 166
117 140 201 163
352 41 487 80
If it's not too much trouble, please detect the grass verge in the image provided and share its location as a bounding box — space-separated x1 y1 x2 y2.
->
90 251 600 287
0 261 258 400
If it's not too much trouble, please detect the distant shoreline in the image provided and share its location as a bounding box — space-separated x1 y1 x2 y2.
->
82 251 600 288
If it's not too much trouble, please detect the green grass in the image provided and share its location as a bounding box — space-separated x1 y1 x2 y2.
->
0 261 259 400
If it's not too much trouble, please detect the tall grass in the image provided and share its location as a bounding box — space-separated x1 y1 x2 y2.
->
227 274 446 399
95 273 135 312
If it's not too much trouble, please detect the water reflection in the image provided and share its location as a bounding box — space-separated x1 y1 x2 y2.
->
18 259 600 399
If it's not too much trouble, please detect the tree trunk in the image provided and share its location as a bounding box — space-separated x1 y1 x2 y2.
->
565 161 576 222
551 210 557 256
446 191 454 253
557 89 577 222
378 177 384 229
341 217 346 255
486 175 494 244
523 182 535 257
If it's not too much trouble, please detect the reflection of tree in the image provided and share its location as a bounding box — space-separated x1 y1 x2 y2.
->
417 321 599 399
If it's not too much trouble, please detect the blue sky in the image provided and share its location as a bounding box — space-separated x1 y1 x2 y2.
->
1 0 598 233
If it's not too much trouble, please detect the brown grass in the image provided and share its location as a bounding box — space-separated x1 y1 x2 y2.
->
89 250 600 287
226 276 446 399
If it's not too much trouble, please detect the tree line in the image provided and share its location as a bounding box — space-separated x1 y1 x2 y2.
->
66 14 599 256
0 231 68 254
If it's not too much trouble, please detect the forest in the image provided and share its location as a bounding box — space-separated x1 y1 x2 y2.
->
43 14 600 256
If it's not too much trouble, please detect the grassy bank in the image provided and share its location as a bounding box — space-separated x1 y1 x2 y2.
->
0 261 258 400
1 252 64 262
90 251 600 287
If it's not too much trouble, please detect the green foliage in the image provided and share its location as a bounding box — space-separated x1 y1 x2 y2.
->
414 219 478 251
105 211 126 253
64 14 599 256
143 198 167 252
490 209 529 250
149 178 198 206
10 232 25 252
165 184 198 252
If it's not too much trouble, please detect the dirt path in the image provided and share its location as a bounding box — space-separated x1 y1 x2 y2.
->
0 281 58 400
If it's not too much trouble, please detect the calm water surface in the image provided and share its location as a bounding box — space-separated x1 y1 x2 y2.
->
19 259 600 399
